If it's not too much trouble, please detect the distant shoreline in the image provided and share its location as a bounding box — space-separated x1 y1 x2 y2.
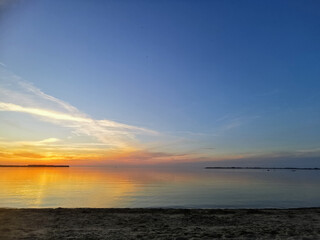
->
0 165 69 168
205 167 320 170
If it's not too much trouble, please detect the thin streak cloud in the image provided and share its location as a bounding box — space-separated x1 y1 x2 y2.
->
0 69 158 150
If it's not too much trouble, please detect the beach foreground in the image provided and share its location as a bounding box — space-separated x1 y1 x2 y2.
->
0 208 319 240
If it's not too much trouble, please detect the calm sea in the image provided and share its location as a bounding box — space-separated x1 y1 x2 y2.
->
0 167 319 208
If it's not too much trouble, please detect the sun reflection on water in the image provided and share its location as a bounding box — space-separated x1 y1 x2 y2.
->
0 167 319 208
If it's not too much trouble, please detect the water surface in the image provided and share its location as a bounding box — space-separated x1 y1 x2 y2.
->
0 167 319 208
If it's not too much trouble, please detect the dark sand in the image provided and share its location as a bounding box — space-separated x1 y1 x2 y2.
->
0 208 319 239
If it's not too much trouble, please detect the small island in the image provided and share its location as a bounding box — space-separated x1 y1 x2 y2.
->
0 165 69 168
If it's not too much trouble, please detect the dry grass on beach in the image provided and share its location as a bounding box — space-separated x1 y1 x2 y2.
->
0 208 319 239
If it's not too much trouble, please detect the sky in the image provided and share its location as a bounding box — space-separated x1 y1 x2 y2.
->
0 0 320 166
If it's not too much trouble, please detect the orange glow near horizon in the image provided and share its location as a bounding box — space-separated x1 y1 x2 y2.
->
0 137 254 165
0 144 140 165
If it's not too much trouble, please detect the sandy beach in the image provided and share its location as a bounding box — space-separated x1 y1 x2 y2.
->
0 208 319 239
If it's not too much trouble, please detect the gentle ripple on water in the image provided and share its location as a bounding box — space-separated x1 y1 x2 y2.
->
0 167 319 208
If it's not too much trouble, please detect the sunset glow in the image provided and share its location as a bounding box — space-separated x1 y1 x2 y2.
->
0 0 320 167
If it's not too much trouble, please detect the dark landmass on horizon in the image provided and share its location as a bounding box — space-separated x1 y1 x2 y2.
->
205 166 320 170
0 208 319 239
0 165 69 168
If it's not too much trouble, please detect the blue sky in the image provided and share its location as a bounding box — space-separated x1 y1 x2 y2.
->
0 0 320 165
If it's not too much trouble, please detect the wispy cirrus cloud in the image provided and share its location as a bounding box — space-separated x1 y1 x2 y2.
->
219 115 260 131
5 67 308 165
0 67 219 164
0 68 158 153
0 138 60 146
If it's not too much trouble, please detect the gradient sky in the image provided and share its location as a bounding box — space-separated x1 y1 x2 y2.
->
0 0 320 166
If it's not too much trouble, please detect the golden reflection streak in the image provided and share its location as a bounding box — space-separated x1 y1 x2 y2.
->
0 167 271 207
0 168 139 207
